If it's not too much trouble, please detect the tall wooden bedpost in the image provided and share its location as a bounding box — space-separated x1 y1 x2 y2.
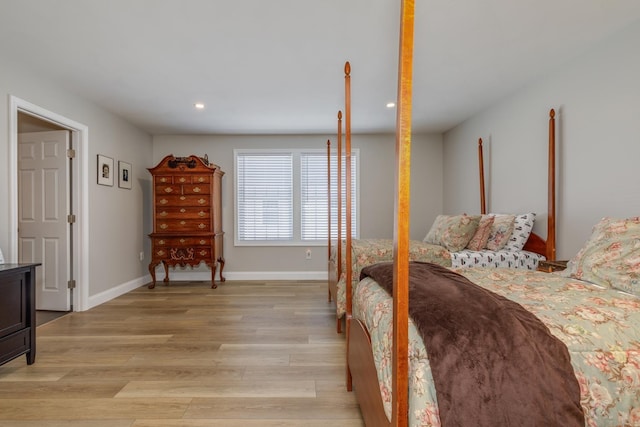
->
393 0 415 425
478 138 486 215
344 61 353 391
327 139 332 302
548 109 556 260
337 111 343 293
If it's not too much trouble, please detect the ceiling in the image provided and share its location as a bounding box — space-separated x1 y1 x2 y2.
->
1 1 640 135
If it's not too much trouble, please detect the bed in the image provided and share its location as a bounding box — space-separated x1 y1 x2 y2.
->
343 2 640 425
327 63 556 333
351 217 640 426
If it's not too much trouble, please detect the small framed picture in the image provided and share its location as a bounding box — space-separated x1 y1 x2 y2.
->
97 155 114 186
118 161 132 189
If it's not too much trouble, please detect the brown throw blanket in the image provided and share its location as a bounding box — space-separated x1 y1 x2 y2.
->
360 261 584 427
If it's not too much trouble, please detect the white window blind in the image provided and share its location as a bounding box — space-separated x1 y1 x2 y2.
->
235 149 357 245
236 153 293 241
301 151 357 241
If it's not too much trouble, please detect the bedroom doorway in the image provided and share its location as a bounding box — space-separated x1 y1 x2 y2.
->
9 96 90 312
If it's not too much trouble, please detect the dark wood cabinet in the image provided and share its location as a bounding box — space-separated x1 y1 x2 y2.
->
0 263 39 366
148 155 225 289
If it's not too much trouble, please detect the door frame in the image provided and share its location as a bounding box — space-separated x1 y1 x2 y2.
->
9 95 89 312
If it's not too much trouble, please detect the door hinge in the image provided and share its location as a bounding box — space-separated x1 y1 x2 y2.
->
67 149 76 159
68 280 76 289
67 214 76 224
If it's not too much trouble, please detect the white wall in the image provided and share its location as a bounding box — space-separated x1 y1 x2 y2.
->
0 57 153 309
152 132 443 279
443 21 640 259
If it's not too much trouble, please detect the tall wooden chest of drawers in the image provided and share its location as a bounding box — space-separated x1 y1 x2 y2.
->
148 155 225 289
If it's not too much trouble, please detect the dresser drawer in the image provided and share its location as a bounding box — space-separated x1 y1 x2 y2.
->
154 247 212 260
156 220 210 232
0 328 30 364
156 208 210 220
155 184 211 196
155 175 211 185
153 236 212 247
156 195 211 207
174 175 210 184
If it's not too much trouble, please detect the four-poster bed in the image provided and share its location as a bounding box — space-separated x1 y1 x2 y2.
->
328 104 557 332
340 1 640 426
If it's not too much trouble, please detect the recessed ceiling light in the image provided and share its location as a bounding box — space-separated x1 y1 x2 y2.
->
386 102 396 108
194 103 205 109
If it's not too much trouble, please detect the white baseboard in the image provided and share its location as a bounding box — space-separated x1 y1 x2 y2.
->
84 271 328 311
165 270 328 281
86 274 151 310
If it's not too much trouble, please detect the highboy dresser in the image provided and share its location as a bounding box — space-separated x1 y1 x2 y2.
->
148 155 225 288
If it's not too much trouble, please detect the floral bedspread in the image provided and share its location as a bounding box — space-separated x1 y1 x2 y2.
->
353 267 640 426
333 239 451 318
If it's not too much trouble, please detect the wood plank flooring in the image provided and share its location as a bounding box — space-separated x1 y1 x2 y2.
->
0 280 365 426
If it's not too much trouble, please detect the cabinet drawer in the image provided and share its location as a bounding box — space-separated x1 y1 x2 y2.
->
156 220 211 232
174 175 210 184
156 175 211 185
153 237 212 247
156 208 210 220
156 195 211 207
0 274 26 337
154 247 212 260
0 328 30 363
155 184 211 196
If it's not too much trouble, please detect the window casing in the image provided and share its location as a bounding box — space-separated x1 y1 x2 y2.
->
235 148 358 246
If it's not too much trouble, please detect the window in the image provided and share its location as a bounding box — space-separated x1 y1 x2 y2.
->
235 149 358 246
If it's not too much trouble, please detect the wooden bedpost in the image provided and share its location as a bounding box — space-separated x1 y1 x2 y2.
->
478 138 486 215
547 109 556 260
337 111 343 290
392 0 415 426
327 139 332 303
336 111 343 333
344 62 353 392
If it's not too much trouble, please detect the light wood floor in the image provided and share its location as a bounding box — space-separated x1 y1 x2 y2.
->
0 280 364 426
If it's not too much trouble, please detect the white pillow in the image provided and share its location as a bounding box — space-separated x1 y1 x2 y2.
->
503 213 536 252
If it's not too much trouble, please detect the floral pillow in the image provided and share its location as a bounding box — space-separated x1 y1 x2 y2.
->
424 214 481 252
466 215 495 251
503 213 536 252
560 216 640 294
485 214 515 251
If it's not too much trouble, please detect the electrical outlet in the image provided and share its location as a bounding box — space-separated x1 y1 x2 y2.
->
139 251 144 261
305 248 312 260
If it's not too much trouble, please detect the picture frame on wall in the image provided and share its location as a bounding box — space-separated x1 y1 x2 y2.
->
118 161 132 189
97 155 114 186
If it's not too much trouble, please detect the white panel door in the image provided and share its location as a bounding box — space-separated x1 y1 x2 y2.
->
18 130 70 311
